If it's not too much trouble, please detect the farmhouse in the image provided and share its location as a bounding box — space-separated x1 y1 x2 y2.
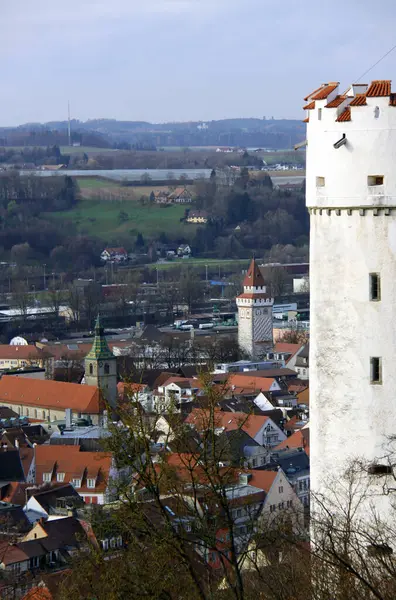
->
167 187 192 203
186 211 208 224
100 247 128 263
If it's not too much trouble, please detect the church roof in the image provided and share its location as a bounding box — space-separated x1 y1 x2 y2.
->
243 259 266 287
85 315 114 361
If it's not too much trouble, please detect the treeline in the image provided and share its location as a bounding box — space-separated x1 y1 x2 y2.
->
189 170 309 259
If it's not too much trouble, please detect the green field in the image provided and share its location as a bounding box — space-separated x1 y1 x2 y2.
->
145 258 251 271
76 177 118 189
45 198 196 241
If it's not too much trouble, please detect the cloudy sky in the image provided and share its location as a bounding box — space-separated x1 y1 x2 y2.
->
2 0 396 125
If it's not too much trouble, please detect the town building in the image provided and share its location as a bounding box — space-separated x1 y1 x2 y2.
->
84 315 117 409
0 345 53 375
185 211 208 224
304 79 396 517
236 259 274 359
167 187 192 203
0 377 101 424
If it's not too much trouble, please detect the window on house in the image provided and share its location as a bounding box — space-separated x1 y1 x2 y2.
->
42 411 46 420
57 473 65 482
279 486 283 494
34 409 38 418
370 357 382 384
117 536 123 547
318 108 322 120
87 478 96 489
43 472 52 483
110 538 117 549
316 176 325 187
101 540 109 551
236 509 242 518
104 363 110 375
89 364 93 375
270 504 276 513
369 273 381 301
71 478 81 488
368 175 384 186
30 556 39 569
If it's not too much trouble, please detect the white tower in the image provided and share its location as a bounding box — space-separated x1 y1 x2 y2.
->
236 259 274 358
305 79 396 511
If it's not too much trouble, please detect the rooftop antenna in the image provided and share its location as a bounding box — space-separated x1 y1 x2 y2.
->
67 101 71 146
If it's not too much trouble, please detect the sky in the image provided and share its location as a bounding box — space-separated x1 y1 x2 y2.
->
2 0 396 126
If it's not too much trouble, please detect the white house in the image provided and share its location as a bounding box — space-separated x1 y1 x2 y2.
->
100 247 128 263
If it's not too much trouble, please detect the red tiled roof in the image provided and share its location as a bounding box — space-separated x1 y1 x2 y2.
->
34 445 112 494
349 94 367 106
243 469 277 493
242 259 266 288
274 342 303 361
185 409 271 439
104 247 127 255
303 117 309 123
0 541 29 565
366 80 391 97
303 101 315 110
336 107 351 122
310 82 339 101
304 84 324 101
227 374 276 393
0 345 53 360
0 376 101 414
275 427 310 456
325 95 346 108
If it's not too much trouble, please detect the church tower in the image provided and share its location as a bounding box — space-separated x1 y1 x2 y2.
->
84 315 117 409
304 79 396 517
236 259 274 358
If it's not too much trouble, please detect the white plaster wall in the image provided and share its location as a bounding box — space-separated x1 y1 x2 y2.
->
309 210 396 495
306 97 396 208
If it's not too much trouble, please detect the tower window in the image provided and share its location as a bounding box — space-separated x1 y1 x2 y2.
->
318 108 322 121
316 176 325 187
368 175 384 186
370 357 382 384
89 364 93 375
369 273 381 301
104 363 110 375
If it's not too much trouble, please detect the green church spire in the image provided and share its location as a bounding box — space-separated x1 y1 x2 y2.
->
85 314 114 360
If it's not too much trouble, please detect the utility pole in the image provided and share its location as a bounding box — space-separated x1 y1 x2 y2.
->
67 101 71 147
43 264 46 290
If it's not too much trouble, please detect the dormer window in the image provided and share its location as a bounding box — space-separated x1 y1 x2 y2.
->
87 478 96 489
71 478 81 489
57 473 65 482
43 472 52 483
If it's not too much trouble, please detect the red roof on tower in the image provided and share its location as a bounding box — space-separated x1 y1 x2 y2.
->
243 259 266 288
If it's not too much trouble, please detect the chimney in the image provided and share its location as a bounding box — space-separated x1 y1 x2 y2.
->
65 408 73 430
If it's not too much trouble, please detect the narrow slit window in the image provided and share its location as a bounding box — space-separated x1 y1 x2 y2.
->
368 175 384 186
318 108 322 121
370 357 382 384
316 176 325 187
369 273 381 301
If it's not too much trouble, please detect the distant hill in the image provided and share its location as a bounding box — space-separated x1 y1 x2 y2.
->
0 117 305 150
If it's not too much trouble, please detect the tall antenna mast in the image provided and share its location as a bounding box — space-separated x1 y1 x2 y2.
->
67 101 71 146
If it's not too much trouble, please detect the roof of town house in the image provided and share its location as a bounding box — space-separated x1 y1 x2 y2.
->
223 368 296 380
185 409 272 439
19 447 34 478
117 381 148 400
349 94 367 106
0 345 53 360
0 376 101 414
103 247 127 255
242 259 266 288
0 449 25 483
28 484 83 513
160 376 203 390
325 94 346 108
275 427 310 456
227 374 277 393
309 82 339 101
25 516 86 552
34 445 112 494
85 315 114 361
283 415 306 432
0 540 29 565
242 469 278 493
336 107 351 122
0 482 30 505
273 342 304 362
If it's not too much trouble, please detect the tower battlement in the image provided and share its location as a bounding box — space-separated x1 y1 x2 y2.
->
304 79 396 209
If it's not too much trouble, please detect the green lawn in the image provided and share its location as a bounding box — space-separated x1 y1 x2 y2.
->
45 198 197 241
146 258 251 271
76 177 118 189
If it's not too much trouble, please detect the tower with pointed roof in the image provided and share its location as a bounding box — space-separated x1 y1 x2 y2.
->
84 316 117 409
236 259 274 358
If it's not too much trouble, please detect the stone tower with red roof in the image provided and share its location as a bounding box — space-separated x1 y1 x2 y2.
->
84 315 117 409
236 259 274 358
